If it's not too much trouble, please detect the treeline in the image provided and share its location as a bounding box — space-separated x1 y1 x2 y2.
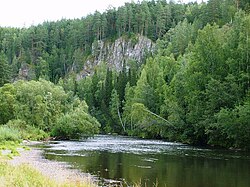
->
1 0 249 84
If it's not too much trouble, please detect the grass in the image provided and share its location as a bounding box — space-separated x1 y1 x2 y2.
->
0 141 22 159
0 162 55 187
0 161 96 187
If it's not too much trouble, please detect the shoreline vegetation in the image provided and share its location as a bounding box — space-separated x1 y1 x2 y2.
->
0 141 96 187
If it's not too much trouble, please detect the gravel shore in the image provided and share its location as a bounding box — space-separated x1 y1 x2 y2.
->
8 145 94 185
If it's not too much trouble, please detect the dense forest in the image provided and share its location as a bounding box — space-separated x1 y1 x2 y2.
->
0 0 249 150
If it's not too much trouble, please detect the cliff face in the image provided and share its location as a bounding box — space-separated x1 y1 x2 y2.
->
79 34 155 78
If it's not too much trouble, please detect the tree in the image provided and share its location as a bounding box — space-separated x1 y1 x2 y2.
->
101 13 108 39
51 101 100 139
0 84 16 124
93 11 102 40
207 96 250 150
141 1 151 35
13 80 68 130
165 19 194 57
104 68 113 107
134 69 156 112
116 6 128 36
0 53 11 87
110 89 125 133
205 0 222 24
122 83 135 132
126 3 134 33
115 64 128 104
156 2 167 38
35 56 49 80
130 102 169 138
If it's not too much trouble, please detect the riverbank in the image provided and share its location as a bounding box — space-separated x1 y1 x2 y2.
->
0 142 96 187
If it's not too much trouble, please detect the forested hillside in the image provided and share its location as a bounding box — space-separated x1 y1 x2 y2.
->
0 0 249 149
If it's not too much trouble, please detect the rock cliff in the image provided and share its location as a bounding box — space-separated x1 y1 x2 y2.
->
78 34 155 78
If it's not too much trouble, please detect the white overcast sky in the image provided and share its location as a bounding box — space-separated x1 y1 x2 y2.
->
0 0 206 28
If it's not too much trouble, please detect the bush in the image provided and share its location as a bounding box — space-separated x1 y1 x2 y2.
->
51 103 100 140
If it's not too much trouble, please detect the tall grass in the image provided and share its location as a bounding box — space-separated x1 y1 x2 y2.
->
6 119 49 141
0 126 21 142
0 126 21 158
0 161 96 187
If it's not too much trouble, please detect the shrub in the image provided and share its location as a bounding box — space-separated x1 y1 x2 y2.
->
51 103 100 140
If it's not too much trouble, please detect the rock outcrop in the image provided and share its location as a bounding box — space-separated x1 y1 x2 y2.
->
78 34 155 78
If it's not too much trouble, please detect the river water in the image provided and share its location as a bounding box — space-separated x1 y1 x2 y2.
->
40 135 250 187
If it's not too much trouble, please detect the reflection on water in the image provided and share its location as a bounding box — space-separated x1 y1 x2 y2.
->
41 135 250 187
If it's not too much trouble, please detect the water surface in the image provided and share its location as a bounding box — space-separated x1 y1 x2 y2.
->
41 135 250 187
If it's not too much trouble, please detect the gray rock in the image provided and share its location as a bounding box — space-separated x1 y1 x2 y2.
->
77 34 155 79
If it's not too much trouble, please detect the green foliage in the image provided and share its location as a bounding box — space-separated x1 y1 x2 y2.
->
0 52 11 87
0 126 21 142
77 63 133 134
51 102 100 139
0 79 100 140
109 89 124 133
0 83 16 124
13 79 68 130
129 103 168 138
207 96 250 149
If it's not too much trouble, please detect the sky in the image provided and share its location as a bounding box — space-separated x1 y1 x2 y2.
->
0 0 205 28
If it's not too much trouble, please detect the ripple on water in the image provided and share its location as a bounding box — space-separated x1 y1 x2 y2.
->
43 135 250 160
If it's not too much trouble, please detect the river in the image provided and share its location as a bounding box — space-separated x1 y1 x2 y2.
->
39 135 250 187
